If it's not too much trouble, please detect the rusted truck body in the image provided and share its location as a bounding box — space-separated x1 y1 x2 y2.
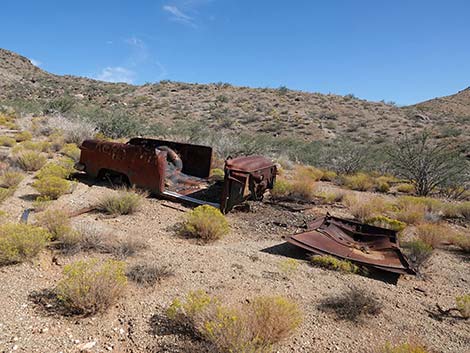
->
76 138 276 213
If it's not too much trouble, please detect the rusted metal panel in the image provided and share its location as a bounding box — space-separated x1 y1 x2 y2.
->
78 138 276 213
287 215 415 275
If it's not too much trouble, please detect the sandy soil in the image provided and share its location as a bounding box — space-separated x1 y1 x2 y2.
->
1 173 469 353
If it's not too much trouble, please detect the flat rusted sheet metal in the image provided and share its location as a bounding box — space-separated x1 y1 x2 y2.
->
288 215 415 275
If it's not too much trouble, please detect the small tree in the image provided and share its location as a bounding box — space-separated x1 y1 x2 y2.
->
388 131 468 196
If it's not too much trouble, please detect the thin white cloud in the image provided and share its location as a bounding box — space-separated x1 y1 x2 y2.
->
163 5 197 27
30 58 41 67
96 67 135 84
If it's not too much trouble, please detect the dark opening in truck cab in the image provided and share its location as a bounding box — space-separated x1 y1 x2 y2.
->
76 138 277 213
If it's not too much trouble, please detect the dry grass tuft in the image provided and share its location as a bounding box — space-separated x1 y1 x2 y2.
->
0 135 16 147
0 169 25 188
126 263 174 286
15 151 47 171
181 205 229 242
344 194 389 222
56 259 127 316
414 223 451 249
401 240 433 271
96 188 145 215
310 255 359 273
456 294 470 319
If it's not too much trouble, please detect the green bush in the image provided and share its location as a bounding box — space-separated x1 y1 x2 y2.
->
456 294 470 319
0 135 16 147
401 240 433 270
36 159 74 180
56 259 127 315
310 255 359 273
14 130 32 142
181 205 229 241
168 291 302 353
397 183 415 194
0 223 51 265
342 173 375 191
32 175 71 199
60 143 80 162
16 151 47 171
96 188 144 215
36 209 72 240
0 187 14 204
365 216 406 232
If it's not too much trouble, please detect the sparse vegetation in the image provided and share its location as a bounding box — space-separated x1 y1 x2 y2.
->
380 341 432 353
310 255 359 273
56 259 127 315
401 240 433 270
318 287 382 323
32 175 71 199
96 188 145 215
181 205 229 241
414 223 450 248
15 151 47 171
167 291 302 352
0 169 24 188
36 159 74 180
365 216 406 231
126 263 173 286
14 130 32 142
60 143 80 162
0 135 16 147
0 223 51 265
455 294 470 319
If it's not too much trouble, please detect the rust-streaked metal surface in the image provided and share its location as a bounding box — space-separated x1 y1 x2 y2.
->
78 138 276 213
287 215 415 275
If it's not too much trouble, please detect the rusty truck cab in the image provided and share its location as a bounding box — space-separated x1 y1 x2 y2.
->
77 138 276 213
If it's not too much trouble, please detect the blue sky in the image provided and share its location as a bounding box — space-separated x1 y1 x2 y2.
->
1 0 469 105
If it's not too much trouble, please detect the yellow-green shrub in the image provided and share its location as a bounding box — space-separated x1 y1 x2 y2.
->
14 130 32 142
294 165 323 182
375 176 391 193
182 205 229 241
344 194 389 222
32 175 70 199
56 259 127 315
456 294 470 319
210 168 225 181
0 187 14 203
365 216 406 232
450 234 470 253
96 188 144 215
20 140 51 153
397 183 415 194
394 200 427 225
380 341 432 353
320 169 337 181
36 159 74 180
0 135 16 147
0 170 24 188
15 151 47 171
343 173 375 191
36 209 71 240
0 223 51 265
278 258 299 275
310 255 359 273
271 179 292 199
60 143 80 162
168 291 302 353
316 189 346 204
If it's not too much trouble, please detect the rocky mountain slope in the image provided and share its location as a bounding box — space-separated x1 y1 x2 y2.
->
1 48 469 148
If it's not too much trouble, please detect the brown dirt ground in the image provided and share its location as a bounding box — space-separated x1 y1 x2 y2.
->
1 171 469 353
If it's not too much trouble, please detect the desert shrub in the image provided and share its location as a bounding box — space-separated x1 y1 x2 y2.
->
32 175 70 199
0 223 51 265
344 194 388 222
56 259 127 315
397 183 415 194
32 195 53 211
456 294 470 319
365 216 406 232
316 189 346 204
278 258 299 275
271 178 314 202
320 169 337 181
310 255 359 273
96 188 144 215
35 209 71 240
36 159 74 180
19 140 51 153
43 115 96 144
394 202 426 225
0 169 24 188
107 238 147 259
15 151 47 171
126 263 173 286
271 179 292 199
0 135 16 147
414 223 450 248
60 143 80 162
45 96 75 114
14 130 32 142
388 131 469 196
168 291 302 352
181 205 229 241
0 187 14 204
401 240 433 270
342 173 375 191
210 168 225 181
456 202 470 220
380 341 432 353
318 287 382 323
295 165 323 181
450 234 470 253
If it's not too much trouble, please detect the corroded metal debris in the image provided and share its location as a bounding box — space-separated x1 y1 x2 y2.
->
76 138 276 213
287 214 415 275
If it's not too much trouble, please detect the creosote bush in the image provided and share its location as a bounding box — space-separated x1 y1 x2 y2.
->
32 175 71 199
455 294 470 319
56 259 127 316
167 291 302 353
96 188 145 215
319 287 382 323
0 223 51 265
310 255 359 273
15 151 47 171
181 205 229 241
